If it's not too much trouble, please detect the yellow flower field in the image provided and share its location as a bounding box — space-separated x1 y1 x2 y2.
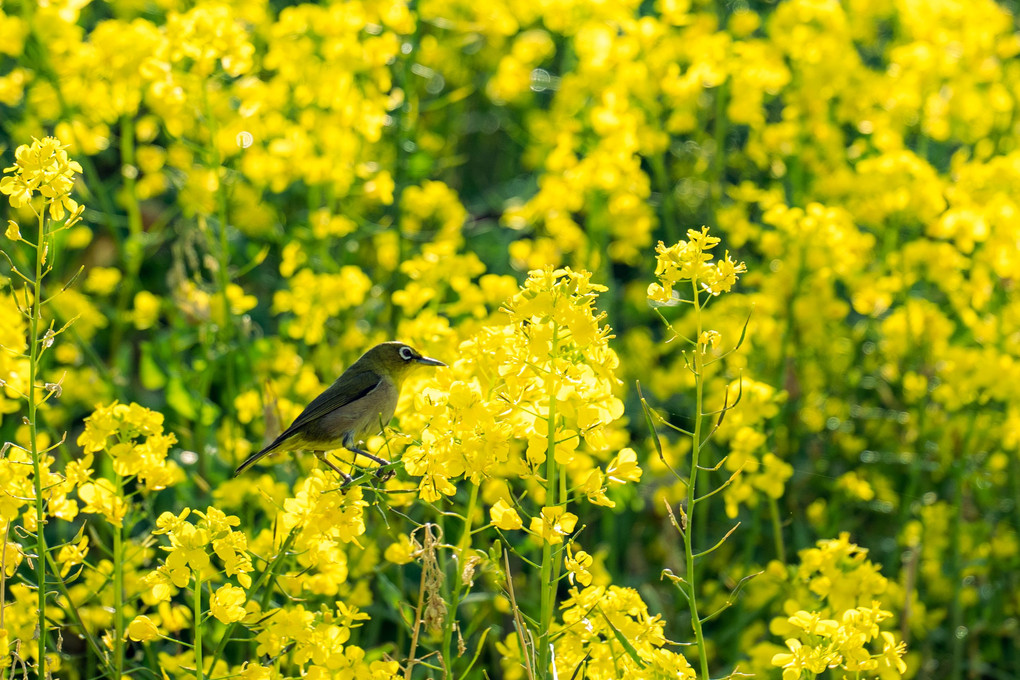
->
1 0 1018 678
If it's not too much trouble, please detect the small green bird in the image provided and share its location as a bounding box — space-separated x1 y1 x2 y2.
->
233 341 445 483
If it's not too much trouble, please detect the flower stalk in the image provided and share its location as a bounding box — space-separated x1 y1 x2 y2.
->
2 137 84 678
537 324 560 677
27 202 50 680
645 227 748 679
685 277 710 680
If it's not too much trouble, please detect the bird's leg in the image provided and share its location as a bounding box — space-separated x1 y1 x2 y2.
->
343 435 394 480
315 451 353 485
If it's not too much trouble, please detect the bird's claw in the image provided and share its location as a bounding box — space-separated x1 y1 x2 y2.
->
374 466 395 482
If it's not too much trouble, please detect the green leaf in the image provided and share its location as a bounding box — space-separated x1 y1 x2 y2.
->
139 342 166 390
166 376 196 420
596 604 648 669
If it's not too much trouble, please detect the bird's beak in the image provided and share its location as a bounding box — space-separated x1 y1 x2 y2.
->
415 356 446 367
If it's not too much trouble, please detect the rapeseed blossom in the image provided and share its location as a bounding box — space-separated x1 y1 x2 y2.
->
78 401 182 491
1 0 1015 676
0 137 82 219
404 267 634 504
768 534 909 678
648 227 747 303
556 585 697 679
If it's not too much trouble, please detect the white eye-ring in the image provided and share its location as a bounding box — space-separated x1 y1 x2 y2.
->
399 346 414 361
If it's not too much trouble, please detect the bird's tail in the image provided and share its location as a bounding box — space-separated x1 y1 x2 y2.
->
232 439 282 477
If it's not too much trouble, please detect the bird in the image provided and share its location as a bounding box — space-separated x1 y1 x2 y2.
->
233 341 445 483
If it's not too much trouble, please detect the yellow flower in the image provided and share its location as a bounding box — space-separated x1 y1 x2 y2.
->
787 610 839 638
564 545 593 587
126 615 161 642
1 542 23 578
133 291 161 330
78 478 128 527
581 468 614 507
490 499 523 531
56 536 89 578
606 448 642 484
4 220 19 241
384 534 416 565
83 267 123 296
0 137 82 219
165 521 211 578
529 506 577 544
649 227 747 304
239 662 273 680
210 584 247 624
880 632 908 674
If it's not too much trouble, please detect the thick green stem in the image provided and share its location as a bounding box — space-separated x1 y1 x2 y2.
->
768 495 786 564
538 326 560 678
113 478 125 676
195 572 204 680
28 208 49 678
686 279 710 680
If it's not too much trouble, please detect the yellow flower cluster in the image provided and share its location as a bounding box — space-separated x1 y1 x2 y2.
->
765 534 909 678
273 267 373 345
0 137 82 220
555 585 697 680
147 506 253 598
248 602 398 679
403 267 634 508
0 440 77 525
772 607 907 678
78 401 182 492
3 0 1018 675
278 472 369 593
648 226 747 304
717 379 792 518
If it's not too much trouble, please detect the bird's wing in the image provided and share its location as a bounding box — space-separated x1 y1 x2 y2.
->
233 369 382 476
278 367 382 439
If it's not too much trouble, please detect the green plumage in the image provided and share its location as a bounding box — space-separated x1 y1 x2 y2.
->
233 341 445 481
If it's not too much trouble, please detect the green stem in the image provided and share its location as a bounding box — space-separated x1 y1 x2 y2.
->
113 477 125 676
768 495 786 564
441 483 480 675
195 572 204 680
28 207 49 679
686 279 710 680
537 325 560 679
949 417 976 680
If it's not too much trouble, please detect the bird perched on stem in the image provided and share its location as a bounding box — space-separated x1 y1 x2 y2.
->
233 341 445 483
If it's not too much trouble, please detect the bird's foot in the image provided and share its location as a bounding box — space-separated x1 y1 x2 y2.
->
347 444 391 468
346 443 393 481
315 451 354 486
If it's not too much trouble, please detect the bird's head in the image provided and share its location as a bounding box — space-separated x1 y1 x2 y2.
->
362 341 446 381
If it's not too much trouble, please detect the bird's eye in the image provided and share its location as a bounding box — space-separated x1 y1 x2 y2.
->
398 346 414 361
